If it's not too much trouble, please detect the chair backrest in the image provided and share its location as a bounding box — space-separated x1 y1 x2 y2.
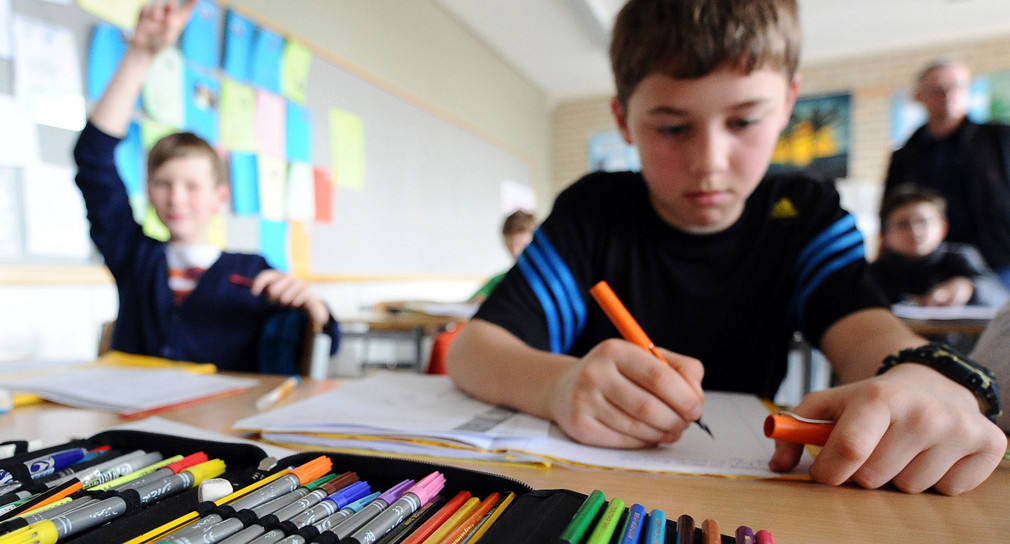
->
98 320 116 356
426 322 464 375
258 309 314 375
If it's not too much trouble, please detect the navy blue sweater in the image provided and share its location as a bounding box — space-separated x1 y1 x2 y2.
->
73 122 339 372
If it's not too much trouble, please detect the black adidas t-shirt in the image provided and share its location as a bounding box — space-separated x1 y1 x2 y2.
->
475 171 887 398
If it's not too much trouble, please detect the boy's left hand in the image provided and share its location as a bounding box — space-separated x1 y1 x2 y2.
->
768 363 1006 495
251 270 331 330
914 277 974 306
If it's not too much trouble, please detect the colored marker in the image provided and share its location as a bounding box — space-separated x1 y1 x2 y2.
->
675 514 695 544
418 496 480 544
434 491 500 544
256 376 301 411
229 273 256 288
644 509 666 544
314 492 382 533
756 529 775 544
285 480 372 529
373 495 446 544
736 526 756 544
345 472 445 544
463 491 514 543
590 281 713 437
701 518 720 544
104 452 209 491
44 449 148 489
586 497 625 544
0 447 87 488
556 489 606 544
763 412 835 446
399 490 471 544
324 479 415 540
618 503 646 544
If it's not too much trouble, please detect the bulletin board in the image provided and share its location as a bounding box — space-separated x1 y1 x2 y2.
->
0 0 533 278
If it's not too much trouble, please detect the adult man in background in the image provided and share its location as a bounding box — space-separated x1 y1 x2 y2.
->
884 58 1010 289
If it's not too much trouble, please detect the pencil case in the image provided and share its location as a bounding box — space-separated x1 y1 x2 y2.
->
0 430 740 543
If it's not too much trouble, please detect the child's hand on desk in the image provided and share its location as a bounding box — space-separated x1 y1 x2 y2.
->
548 339 705 449
913 277 975 307
768 363 1006 495
251 270 331 331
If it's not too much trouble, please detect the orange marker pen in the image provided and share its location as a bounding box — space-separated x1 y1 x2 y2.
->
763 412 835 446
589 280 713 438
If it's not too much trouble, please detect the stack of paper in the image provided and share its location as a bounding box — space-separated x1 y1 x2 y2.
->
0 352 258 417
234 372 813 479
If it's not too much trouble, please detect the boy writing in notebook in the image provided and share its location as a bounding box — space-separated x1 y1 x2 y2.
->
447 0 1005 495
74 0 338 371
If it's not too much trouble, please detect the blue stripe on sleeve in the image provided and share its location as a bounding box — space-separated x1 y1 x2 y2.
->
531 231 587 343
524 241 577 352
517 253 563 353
789 214 866 330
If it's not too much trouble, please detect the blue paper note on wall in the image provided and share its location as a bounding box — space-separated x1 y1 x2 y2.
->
115 122 144 197
286 101 312 163
87 23 126 102
180 0 222 69
223 10 254 82
259 219 289 271
250 27 284 93
185 64 220 145
230 152 259 215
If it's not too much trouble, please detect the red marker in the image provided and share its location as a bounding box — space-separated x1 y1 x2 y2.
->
763 412 835 446
229 273 255 288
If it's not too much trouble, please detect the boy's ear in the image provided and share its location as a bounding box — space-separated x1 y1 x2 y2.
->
610 97 633 144
213 183 230 212
780 74 802 130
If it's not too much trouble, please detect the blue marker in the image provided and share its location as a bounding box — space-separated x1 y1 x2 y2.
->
0 448 87 487
619 503 647 544
645 509 666 544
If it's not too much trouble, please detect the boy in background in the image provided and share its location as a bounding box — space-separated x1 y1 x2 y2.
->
468 210 536 303
74 0 338 371
870 184 1009 307
447 0 1005 495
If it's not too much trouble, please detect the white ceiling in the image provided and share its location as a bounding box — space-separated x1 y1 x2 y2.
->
433 0 1010 105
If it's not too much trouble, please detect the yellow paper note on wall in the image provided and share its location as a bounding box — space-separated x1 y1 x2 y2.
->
329 108 366 192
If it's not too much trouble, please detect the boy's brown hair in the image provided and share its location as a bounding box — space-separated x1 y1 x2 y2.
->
609 0 801 108
147 132 228 187
879 184 948 231
502 210 536 236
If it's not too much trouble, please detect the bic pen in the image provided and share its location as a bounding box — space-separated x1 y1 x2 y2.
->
763 412 835 446
674 514 695 544
399 490 471 544
701 518 720 544
434 491 500 544
229 273 256 288
256 376 301 411
345 471 445 544
462 491 514 543
589 281 713 437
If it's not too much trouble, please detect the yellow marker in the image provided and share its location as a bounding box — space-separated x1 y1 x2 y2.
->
420 496 481 544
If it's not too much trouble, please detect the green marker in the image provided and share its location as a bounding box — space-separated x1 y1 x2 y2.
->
586 498 626 544
556 489 606 544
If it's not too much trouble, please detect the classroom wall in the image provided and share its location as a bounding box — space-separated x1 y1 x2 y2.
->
0 1 550 362
551 33 1010 208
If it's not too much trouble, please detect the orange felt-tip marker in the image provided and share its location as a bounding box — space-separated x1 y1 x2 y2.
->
589 281 713 438
763 412 835 446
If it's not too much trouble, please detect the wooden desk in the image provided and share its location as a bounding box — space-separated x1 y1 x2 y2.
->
4 375 1009 543
901 317 990 337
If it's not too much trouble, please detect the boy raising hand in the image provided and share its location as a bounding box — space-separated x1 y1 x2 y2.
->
74 0 338 370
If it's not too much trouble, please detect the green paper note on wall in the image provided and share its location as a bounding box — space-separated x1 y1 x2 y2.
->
220 79 257 152
281 40 312 104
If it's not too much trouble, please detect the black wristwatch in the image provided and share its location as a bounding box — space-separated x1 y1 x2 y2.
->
878 344 1002 424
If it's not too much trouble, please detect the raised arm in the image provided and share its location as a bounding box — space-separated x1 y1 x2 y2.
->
90 0 196 136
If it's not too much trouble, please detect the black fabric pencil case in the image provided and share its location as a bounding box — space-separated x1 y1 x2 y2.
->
0 430 739 543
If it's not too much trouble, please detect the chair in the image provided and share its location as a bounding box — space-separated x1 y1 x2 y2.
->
425 322 464 375
97 312 333 377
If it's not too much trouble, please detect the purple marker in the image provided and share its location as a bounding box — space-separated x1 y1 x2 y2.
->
324 480 415 540
345 472 446 544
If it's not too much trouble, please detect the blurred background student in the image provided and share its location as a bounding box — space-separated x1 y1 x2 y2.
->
870 184 1009 308
75 0 338 372
468 210 536 304
883 58 1010 290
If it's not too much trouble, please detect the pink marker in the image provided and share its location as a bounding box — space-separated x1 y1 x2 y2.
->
344 471 447 544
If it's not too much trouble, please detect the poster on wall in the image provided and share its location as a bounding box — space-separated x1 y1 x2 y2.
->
769 92 850 180
588 130 640 173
